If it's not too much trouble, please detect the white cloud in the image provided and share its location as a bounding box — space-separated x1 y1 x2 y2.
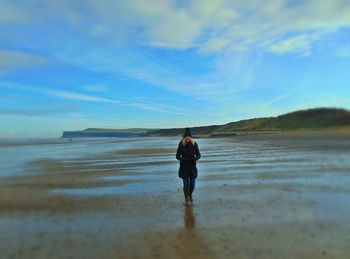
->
2 0 350 56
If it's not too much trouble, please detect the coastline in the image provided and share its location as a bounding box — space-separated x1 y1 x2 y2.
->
59 126 350 139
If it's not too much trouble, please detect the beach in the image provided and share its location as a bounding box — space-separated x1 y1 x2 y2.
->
1 135 350 258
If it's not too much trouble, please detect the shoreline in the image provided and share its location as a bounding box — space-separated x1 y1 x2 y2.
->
1 128 349 146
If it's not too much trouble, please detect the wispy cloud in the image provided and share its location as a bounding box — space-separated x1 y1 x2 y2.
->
47 89 187 114
267 34 315 56
266 85 303 106
126 101 187 115
81 84 109 92
1 82 186 115
0 1 33 24
51 46 260 103
0 49 49 74
45 88 119 103
336 45 350 58
0 107 78 116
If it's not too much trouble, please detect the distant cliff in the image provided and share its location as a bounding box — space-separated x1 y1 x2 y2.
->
62 107 350 138
62 128 152 138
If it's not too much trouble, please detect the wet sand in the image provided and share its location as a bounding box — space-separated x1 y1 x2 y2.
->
1 135 350 258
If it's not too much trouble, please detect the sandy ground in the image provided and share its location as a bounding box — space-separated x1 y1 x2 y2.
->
1 135 350 258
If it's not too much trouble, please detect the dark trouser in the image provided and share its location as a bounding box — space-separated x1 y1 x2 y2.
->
182 177 195 195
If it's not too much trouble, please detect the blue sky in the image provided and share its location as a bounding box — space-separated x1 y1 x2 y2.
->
1 0 350 138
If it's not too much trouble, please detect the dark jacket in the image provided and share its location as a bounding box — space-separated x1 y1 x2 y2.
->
176 138 201 178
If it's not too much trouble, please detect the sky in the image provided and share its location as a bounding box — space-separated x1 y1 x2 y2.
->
1 0 350 138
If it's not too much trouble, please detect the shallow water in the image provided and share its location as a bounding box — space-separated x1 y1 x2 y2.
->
0 137 175 177
1 136 350 193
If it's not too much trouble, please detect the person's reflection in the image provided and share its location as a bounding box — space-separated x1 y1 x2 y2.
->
184 206 196 229
181 206 208 257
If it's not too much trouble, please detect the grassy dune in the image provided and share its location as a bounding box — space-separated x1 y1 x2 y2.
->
146 107 350 137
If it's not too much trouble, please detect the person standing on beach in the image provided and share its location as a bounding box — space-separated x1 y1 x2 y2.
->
176 127 201 206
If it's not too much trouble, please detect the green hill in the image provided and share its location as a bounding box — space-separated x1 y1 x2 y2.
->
216 108 350 132
144 125 221 136
145 107 350 136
